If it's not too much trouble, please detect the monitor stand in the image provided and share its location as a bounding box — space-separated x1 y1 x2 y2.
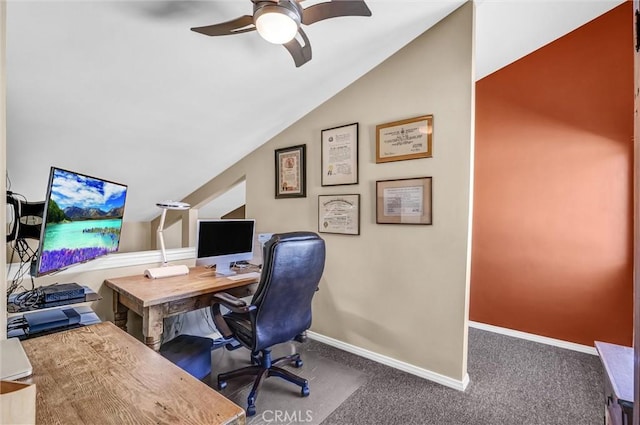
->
214 262 236 277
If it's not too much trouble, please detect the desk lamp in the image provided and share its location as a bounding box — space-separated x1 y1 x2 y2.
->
144 201 191 279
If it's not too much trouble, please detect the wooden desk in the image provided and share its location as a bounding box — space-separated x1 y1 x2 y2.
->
104 266 259 350
18 322 245 425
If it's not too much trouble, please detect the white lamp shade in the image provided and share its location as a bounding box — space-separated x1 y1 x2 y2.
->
255 10 299 44
157 200 190 210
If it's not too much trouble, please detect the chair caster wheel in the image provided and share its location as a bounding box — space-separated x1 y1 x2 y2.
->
246 405 256 417
294 359 303 368
301 386 310 397
217 381 227 390
247 396 257 417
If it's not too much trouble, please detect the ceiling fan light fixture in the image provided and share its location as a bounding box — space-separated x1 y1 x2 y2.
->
254 4 300 44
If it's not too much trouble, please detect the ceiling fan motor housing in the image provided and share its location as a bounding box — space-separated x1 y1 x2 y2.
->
253 0 302 27
192 0 372 66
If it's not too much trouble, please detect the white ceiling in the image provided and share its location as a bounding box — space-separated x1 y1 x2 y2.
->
6 0 623 222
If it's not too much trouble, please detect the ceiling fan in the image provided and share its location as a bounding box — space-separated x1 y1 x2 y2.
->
191 0 372 67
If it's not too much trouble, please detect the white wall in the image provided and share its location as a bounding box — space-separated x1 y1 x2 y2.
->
182 3 475 384
1 1 7 340
118 221 151 252
1 3 474 385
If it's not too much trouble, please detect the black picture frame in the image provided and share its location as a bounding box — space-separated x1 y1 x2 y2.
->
275 144 307 199
321 123 359 186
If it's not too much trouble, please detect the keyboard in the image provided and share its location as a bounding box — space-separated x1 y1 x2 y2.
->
227 272 261 281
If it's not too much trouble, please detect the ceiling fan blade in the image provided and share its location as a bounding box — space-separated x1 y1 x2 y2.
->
283 27 312 67
301 0 371 26
190 15 255 36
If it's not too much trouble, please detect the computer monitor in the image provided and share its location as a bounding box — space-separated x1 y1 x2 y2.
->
195 219 256 276
35 167 128 276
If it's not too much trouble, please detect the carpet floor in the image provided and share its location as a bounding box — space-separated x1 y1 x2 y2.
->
205 341 367 425
205 327 604 425
319 328 604 425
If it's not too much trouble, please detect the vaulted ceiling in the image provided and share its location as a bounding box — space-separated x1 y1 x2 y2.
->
6 0 623 221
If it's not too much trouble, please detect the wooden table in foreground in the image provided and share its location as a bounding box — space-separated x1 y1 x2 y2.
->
104 266 260 350
18 322 245 425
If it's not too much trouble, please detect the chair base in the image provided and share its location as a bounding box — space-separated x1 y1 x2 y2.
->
218 349 309 417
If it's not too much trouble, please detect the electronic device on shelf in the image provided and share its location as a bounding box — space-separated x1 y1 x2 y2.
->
195 219 256 276
34 167 128 277
23 308 81 334
42 283 84 303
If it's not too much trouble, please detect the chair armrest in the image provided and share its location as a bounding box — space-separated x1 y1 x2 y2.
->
214 292 247 309
210 292 256 338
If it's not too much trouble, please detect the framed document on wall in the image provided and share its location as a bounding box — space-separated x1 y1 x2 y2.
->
321 123 359 186
275 144 306 199
376 115 433 163
376 177 432 225
318 194 360 235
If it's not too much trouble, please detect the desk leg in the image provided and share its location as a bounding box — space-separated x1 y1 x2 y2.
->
113 293 129 332
142 305 164 351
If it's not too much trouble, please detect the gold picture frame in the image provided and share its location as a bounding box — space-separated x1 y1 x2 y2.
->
275 144 306 199
375 115 433 163
376 177 432 225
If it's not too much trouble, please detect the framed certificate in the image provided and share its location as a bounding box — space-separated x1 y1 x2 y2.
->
321 123 359 186
275 144 306 199
376 115 433 163
376 177 432 225
318 194 360 235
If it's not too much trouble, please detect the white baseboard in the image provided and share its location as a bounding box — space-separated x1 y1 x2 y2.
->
468 321 598 356
306 331 470 391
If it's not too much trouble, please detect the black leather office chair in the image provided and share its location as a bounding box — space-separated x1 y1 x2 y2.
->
210 231 326 416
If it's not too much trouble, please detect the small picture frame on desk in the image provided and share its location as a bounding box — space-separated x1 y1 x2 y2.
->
275 144 307 199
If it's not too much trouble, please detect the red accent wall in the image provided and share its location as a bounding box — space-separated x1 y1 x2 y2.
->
471 3 634 347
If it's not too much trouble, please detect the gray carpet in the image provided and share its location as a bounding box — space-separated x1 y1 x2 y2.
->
205 328 604 425
318 328 604 425
204 341 367 425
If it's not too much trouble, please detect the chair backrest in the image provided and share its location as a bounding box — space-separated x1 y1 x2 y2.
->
250 232 325 351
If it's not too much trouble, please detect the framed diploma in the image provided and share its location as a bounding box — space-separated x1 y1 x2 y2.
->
275 144 306 199
376 177 432 225
321 123 359 186
376 115 433 163
318 194 360 235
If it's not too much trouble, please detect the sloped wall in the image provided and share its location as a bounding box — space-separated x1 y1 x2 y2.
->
471 2 633 346
185 3 475 382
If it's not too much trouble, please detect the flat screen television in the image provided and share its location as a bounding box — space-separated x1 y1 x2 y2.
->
195 219 255 276
34 167 128 276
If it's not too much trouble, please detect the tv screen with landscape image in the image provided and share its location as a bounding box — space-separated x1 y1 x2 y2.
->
35 167 128 276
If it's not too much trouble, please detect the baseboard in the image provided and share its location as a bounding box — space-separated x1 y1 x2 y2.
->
306 331 470 391
468 321 598 356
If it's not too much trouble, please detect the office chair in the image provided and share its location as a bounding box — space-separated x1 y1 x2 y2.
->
210 231 325 416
